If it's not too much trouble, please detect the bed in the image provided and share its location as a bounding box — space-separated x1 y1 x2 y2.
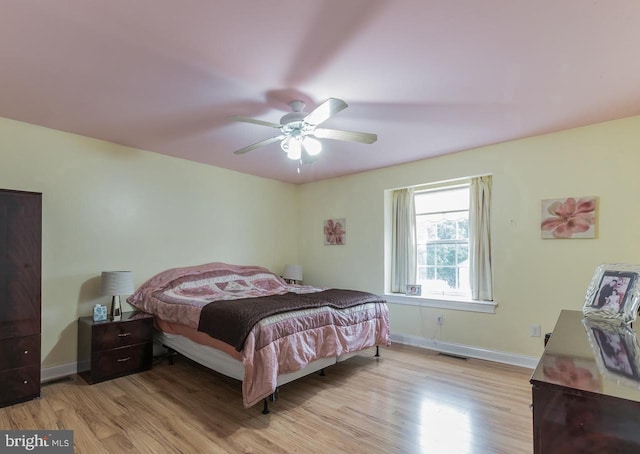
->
127 262 391 411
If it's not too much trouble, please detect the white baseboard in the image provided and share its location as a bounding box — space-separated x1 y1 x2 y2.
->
391 333 539 369
41 362 77 383
41 337 538 384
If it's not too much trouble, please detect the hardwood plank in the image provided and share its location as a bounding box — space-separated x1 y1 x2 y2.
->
0 344 533 453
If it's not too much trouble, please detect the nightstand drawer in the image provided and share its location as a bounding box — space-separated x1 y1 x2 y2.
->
0 335 40 369
0 365 40 407
91 343 152 383
91 318 153 351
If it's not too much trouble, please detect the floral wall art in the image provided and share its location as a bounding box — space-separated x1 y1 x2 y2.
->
324 218 346 245
541 196 597 239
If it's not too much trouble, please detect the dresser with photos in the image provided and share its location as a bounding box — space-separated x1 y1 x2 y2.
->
531 310 640 453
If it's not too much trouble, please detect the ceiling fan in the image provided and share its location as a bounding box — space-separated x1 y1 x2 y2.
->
229 98 377 161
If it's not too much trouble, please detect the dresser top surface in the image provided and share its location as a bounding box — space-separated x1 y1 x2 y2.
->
532 309 640 402
79 311 153 325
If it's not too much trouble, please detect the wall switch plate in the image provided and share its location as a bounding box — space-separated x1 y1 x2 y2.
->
529 324 542 337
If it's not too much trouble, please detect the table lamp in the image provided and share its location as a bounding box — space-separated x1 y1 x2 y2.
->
282 264 303 285
101 271 134 320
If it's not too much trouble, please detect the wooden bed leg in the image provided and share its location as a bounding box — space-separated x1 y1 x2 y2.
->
319 368 326 376
262 398 270 415
375 346 380 357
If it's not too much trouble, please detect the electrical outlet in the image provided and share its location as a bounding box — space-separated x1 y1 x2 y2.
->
436 315 444 326
529 324 541 338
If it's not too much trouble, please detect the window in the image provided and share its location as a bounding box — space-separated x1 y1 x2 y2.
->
387 175 494 309
415 185 470 297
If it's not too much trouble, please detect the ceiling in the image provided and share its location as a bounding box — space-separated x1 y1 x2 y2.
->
2 1 640 184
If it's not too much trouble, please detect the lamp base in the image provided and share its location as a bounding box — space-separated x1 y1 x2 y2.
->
110 295 122 321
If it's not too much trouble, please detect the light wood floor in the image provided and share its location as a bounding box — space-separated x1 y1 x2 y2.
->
0 344 533 453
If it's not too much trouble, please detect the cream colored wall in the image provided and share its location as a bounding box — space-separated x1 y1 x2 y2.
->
298 115 640 358
0 117 299 371
3 114 640 371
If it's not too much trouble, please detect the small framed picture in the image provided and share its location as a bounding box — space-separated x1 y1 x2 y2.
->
405 284 422 296
584 318 640 388
93 304 108 322
324 218 346 245
583 264 640 324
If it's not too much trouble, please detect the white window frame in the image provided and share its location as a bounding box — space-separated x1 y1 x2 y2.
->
384 178 497 314
415 184 470 298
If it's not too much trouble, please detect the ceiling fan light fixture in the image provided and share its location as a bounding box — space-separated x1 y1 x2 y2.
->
231 97 377 162
282 137 302 160
303 136 322 156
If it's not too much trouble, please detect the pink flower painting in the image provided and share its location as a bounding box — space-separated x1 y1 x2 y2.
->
541 196 596 239
324 218 346 245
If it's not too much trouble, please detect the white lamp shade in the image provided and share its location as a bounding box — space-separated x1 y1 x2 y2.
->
286 139 302 160
100 271 134 296
282 264 303 282
303 137 322 156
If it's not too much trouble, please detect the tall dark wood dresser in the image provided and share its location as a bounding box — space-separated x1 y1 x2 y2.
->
0 189 42 408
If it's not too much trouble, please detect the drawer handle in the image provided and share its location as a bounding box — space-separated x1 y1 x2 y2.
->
117 357 131 362
23 380 28 384
24 350 29 354
118 332 131 337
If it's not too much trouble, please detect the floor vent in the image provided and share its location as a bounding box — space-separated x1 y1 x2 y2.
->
438 352 468 360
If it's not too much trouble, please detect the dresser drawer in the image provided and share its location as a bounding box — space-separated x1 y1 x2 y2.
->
91 318 153 351
89 343 152 383
0 335 40 370
0 365 40 407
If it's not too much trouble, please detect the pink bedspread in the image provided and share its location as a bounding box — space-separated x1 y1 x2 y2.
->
242 301 390 407
128 262 321 328
128 262 391 408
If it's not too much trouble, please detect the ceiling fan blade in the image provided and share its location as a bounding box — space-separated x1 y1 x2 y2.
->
313 128 377 144
233 135 284 154
304 98 348 126
228 116 282 128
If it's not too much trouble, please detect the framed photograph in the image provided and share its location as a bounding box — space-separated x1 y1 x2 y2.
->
583 264 640 324
583 318 640 388
405 284 422 296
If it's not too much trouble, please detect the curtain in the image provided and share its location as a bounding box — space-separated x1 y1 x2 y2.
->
469 176 493 301
391 188 416 293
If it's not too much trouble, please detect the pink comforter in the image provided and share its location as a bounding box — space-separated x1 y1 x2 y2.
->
128 262 391 407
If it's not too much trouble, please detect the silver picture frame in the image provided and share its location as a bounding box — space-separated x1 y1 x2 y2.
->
583 263 640 324
405 284 422 296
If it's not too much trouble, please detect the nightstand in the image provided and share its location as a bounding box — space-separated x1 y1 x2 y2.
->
77 311 153 384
